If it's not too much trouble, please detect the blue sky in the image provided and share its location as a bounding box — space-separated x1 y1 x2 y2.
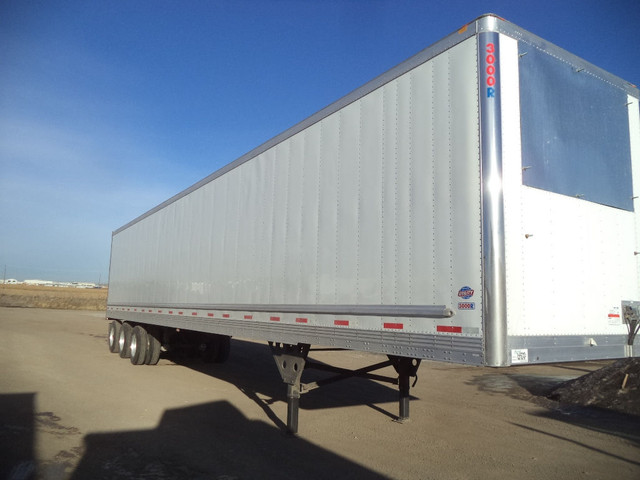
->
1 0 639 284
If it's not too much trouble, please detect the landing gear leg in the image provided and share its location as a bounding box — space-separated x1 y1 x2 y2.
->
269 342 310 435
388 356 421 422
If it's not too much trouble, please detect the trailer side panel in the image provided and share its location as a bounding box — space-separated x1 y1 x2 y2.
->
108 36 485 361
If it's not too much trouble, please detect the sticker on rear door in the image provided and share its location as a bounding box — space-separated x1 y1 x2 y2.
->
608 306 622 325
511 349 529 364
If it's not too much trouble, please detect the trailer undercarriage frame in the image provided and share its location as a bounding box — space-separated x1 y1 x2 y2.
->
269 342 421 434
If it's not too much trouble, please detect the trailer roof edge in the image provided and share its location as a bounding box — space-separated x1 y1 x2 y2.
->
112 17 482 235
112 13 639 236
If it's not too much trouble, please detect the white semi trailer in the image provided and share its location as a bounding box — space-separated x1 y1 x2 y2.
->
106 14 640 433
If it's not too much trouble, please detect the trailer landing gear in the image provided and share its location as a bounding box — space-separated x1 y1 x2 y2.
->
269 342 421 434
389 356 421 423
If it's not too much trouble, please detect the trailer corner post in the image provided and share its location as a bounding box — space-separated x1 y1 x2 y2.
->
478 19 509 367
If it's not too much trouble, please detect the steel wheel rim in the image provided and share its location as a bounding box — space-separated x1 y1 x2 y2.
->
130 334 137 357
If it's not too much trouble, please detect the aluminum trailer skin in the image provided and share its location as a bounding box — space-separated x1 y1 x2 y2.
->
106 14 640 432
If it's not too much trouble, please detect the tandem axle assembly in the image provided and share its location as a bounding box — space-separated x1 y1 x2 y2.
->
269 342 421 434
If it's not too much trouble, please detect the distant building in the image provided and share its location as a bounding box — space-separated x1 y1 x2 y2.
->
23 279 54 286
1 279 19 284
12 279 99 288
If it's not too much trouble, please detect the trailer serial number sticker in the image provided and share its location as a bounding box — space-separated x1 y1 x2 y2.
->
458 302 475 310
457 286 474 299
511 349 529 364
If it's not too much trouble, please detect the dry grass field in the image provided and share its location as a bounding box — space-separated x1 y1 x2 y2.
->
0 284 107 311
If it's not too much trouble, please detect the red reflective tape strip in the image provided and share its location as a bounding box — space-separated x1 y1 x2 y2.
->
384 322 403 330
296 317 308 323
270 316 280 322
608 314 620 318
191 312 198 316
334 320 349 326
178 311 183 315
157 310 163 313
222 314 230 318
244 315 253 320
207 313 214 317
437 325 463 333
168 311 173 314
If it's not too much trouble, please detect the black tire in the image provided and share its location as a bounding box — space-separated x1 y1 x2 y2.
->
118 323 133 359
202 335 231 364
144 326 161 365
215 335 231 363
201 338 216 363
108 320 121 353
130 325 149 365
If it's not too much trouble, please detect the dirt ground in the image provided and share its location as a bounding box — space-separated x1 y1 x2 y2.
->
0 307 638 480
0 285 107 311
549 358 640 416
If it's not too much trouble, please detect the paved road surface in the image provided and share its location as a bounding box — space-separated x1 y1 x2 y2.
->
1 307 639 479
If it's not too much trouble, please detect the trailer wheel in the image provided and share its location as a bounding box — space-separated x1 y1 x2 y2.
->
108 320 121 353
144 326 161 365
118 323 133 359
216 336 231 363
130 326 149 365
203 335 231 363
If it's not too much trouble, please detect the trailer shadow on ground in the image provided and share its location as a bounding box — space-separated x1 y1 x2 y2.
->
0 393 37 480
70 399 390 479
0 392 390 479
164 338 411 430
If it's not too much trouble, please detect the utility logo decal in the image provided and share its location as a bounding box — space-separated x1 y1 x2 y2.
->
457 286 474 299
